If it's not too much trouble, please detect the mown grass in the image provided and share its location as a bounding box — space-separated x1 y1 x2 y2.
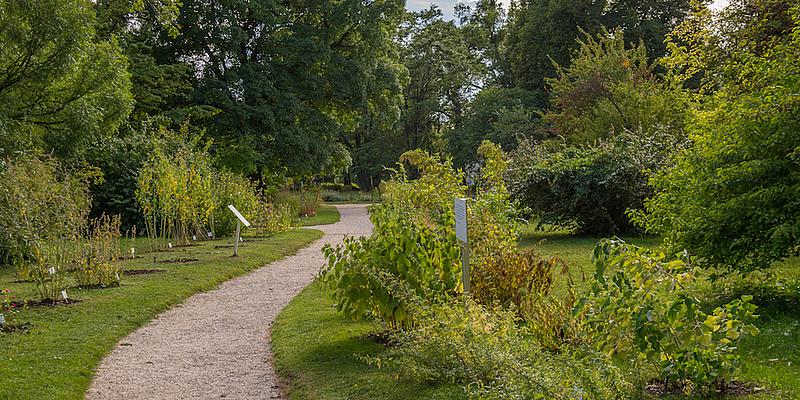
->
273 228 800 399
272 283 463 400
299 205 341 226
0 229 322 400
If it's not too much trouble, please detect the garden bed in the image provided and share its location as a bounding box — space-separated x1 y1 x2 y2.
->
0 229 322 399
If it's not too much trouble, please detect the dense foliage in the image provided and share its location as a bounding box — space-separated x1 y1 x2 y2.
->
0 155 93 270
580 239 760 393
635 2 800 271
508 132 676 234
0 0 132 161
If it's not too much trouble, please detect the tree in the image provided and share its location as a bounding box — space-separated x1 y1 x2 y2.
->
635 2 800 271
544 29 690 144
151 0 405 179
503 0 605 94
397 8 485 155
0 0 133 161
449 86 544 167
503 0 693 94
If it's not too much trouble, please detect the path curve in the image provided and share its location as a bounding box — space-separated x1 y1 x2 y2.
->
86 204 372 400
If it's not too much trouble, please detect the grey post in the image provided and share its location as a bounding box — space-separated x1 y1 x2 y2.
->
233 220 241 257
454 198 469 292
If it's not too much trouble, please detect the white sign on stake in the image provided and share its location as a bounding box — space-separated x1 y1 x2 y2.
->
61 290 69 301
227 205 251 227
0 314 5 326
454 198 468 244
48 267 56 275
131 247 135 259
168 242 173 248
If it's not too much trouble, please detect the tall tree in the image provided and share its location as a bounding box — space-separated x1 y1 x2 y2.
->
503 0 693 94
154 0 405 178
0 0 133 161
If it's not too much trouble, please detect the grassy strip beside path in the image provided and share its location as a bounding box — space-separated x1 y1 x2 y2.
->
0 229 322 400
299 205 341 226
272 282 463 400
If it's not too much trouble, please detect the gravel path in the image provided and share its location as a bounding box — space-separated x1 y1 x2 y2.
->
86 204 372 400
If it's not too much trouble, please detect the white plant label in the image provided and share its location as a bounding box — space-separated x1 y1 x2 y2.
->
168 242 173 248
239 236 243 242
227 204 251 227
61 290 69 301
207 231 213 238
115 272 120 281
454 198 468 244
48 267 56 275
131 247 135 258
192 235 197 241
0 314 5 325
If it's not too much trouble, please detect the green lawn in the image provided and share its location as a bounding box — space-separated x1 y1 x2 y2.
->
273 229 800 399
0 229 322 400
299 205 341 226
272 282 463 400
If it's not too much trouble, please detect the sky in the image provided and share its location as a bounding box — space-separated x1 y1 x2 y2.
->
407 0 731 21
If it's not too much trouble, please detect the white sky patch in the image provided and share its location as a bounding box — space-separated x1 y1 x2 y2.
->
407 0 732 20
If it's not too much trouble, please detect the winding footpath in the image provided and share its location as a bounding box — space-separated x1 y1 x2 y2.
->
86 204 372 400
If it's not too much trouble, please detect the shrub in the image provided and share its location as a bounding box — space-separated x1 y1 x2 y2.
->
298 188 320 217
29 243 71 302
369 296 632 399
0 154 92 273
254 202 294 236
74 215 123 288
135 127 216 246
632 10 800 271
273 191 301 218
508 129 681 235
321 150 468 328
211 170 261 237
472 247 557 310
321 143 523 328
578 239 760 393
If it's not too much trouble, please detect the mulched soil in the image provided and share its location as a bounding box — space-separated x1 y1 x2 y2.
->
0 322 31 333
644 380 764 397
123 269 165 276
12 298 81 308
156 258 198 264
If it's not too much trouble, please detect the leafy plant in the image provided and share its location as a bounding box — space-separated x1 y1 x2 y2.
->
29 243 72 302
0 154 92 275
508 130 681 235
136 127 216 247
632 6 800 271
74 215 123 288
321 143 521 329
254 203 294 236
368 295 632 399
578 239 760 393
211 170 261 237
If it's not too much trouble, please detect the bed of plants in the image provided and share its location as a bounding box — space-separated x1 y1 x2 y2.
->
0 228 321 399
273 142 799 399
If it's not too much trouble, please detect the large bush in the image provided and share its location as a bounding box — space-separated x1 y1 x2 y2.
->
321 142 517 328
0 154 92 269
633 7 800 271
579 239 760 393
508 130 679 234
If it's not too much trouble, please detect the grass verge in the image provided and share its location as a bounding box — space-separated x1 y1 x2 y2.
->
0 229 322 400
299 205 341 226
272 282 463 400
